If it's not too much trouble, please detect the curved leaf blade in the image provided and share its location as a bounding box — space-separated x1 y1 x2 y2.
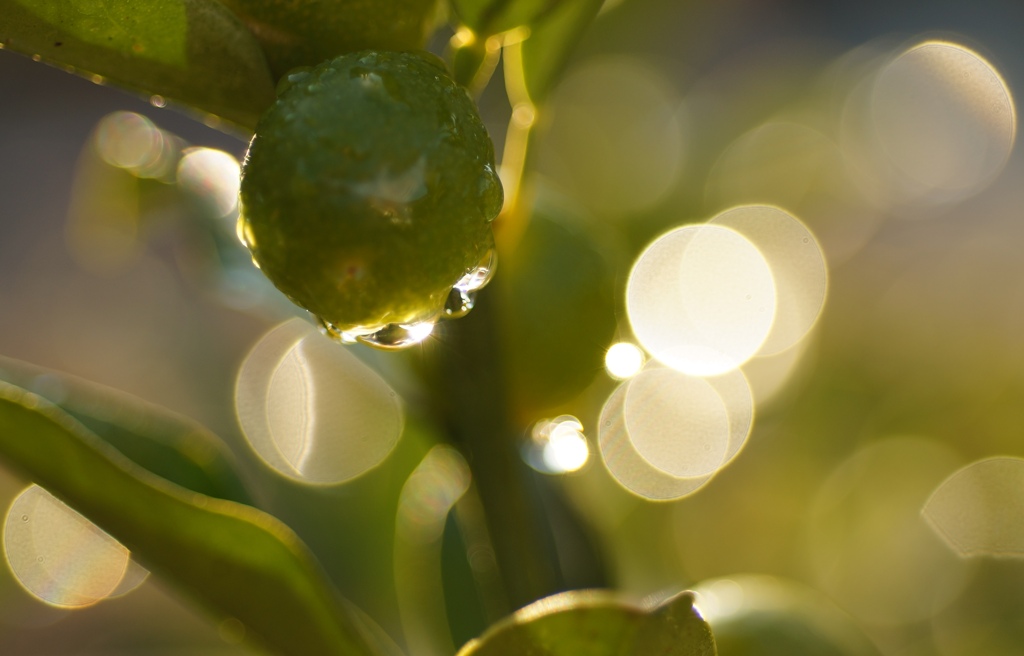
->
452 0 564 38
0 0 276 131
0 382 384 656
497 192 616 416
0 355 251 505
457 590 716 655
507 0 603 106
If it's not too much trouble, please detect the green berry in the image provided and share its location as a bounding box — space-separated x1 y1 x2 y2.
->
239 51 503 343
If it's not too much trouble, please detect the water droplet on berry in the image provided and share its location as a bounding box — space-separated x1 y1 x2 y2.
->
357 321 435 349
443 288 476 319
318 316 436 350
455 249 497 293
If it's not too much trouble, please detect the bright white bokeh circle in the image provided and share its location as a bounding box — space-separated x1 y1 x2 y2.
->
627 224 777 376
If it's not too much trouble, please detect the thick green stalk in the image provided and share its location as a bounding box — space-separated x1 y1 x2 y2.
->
424 294 564 610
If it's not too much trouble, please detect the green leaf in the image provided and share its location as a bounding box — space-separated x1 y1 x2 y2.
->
508 0 603 105
497 190 616 416
0 381 386 656
0 0 276 131
215 0 439 80
0 355 251 505
457 589 717 655
452 0 564 38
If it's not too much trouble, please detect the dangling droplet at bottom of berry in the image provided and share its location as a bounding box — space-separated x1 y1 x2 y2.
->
317 249 498 350
440 248 498 319
318 317 437 350
443 288 476 319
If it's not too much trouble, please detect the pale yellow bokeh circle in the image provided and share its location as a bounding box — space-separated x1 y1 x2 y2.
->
627 224 777 377
598 366 753 500
808 437 972 625
708 205 827 356
3 485 131 608
235 319 404 485
540 56 685 217
923 456 1024 558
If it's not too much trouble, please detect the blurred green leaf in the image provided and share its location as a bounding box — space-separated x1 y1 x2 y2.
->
215 0 439 80
696 576 880 656
452 0 563 38
0 381 387 656
510 0 603 105
497 191 616 416
0 355 251 505
0 0 276 130
457 590 716 655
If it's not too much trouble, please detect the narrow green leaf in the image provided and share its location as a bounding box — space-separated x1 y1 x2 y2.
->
452 0 564 38
497 191 616 416
215 0 439 80
0 0 276 131
0 382 386 656
509 0 603 105
0 355 251 505
457 590 717 655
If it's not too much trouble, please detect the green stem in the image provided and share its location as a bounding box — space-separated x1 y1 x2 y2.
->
424 294 563 610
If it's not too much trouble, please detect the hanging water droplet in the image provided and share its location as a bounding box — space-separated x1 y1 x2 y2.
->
357 321 435 349
455 249 497 293
318 316 436 350
317 317 362 344
443 288 476 319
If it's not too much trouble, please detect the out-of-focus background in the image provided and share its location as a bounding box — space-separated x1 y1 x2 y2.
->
4 0 1024 654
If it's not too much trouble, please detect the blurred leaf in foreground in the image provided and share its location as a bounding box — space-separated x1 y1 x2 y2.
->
0 0 276 130
0 381 386 656
457 589 715 655
0 355 251 505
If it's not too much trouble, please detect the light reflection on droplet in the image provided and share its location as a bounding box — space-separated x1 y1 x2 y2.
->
843 40 1015 210
923 457 1024 558
627 224 777 376
93 112 175 179
524 416 590 474
454 249 497 293
235 319 404 484
807 437 972 626
540 56 685 217
598 367 753 500
605 342 645 380
3 485 132 608
709 205 827 356
177 147 242 217
442 288 475 319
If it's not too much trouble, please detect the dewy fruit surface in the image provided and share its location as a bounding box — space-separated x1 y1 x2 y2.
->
239 51 503 340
